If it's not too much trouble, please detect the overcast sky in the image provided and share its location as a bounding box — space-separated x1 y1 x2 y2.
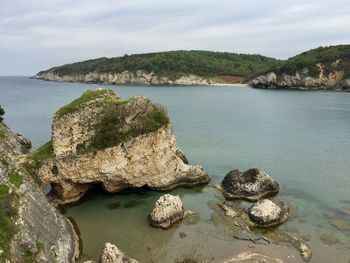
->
1 0 350 75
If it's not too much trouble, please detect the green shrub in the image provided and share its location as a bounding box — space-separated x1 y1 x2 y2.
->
24 141 54 178
9 170 23 188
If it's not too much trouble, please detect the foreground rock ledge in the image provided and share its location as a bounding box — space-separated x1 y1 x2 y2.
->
248 199 289 228
30 89 210 203
149 194 185 229
221 168 279 201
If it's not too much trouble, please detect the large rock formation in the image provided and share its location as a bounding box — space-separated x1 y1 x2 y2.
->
32 89 210 203
149 194 185 229
248 199 289 228
221 168 279 201
0 122 78 262
34 70 218 86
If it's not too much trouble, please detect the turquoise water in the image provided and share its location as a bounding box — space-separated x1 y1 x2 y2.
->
1 77 350 262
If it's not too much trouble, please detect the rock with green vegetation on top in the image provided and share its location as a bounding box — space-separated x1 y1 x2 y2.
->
250 45 350 90
31 89 210 203
34 50 279 85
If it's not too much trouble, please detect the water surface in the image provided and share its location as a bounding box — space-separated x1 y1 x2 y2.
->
1 77 350 262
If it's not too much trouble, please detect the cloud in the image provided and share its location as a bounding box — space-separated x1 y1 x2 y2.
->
0 0 349 75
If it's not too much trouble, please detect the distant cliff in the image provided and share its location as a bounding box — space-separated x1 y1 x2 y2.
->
34 50 278 85
250 45 350 90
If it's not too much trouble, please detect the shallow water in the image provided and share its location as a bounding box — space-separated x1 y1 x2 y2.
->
1 77 350 262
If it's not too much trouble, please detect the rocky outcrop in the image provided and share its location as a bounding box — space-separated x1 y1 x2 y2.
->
221 168 279 201
100 243 138 263
250 62 350 90
149 194 185 229
34 70 218 86
0 123 78 262
248 199 289 228
34 89 210 203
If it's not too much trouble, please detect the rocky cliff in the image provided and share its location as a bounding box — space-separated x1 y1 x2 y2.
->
34 70 218 85
0 123 78 262
250 45 350 90
29 89 210 203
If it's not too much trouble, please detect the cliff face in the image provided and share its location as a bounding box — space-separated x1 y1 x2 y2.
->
0 123 78 262
33 89 210 203
250 66 350 90
250 45 350 90
34 70 218 85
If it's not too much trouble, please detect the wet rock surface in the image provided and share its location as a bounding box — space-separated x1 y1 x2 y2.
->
149 194 185 229
248 199 289 228
221 168 279 201
100 242 138 263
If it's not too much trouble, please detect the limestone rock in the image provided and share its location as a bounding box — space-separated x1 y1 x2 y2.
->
149 194 184 229
35 70 218 86
100 243 138 263
35 89 210 203
221 168 279 201
248 199 289 228
15 133 32 153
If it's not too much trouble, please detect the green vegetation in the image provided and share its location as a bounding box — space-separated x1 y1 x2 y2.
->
56 89 117 118
269 45 350 78
82 104 169 153
0 184 19 261
23 241 44 263
38 50 279 80
9 170 23 188
0 105 4 123
24 141 54 178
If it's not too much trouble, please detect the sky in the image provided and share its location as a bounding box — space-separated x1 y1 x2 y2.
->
1 0 350 75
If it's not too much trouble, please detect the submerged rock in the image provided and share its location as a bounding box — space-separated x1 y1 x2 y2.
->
149 194 185 229
320 233 339 246
248 199 289 228
221 168 279 201
219 201 243 218
32 89 210 203
330 218 350 231
225 252 284 263
100 242 138 263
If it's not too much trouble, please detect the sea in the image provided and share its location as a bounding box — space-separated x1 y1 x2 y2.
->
1 76 350 262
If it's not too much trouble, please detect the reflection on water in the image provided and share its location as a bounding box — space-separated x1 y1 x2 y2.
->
1 77 350 262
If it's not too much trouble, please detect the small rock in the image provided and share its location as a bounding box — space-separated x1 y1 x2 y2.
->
320 233 339 246
100 242 138 263
299 242 312 262
225 252 284 263
221 168 279 201
16 133 32 153
149 194 184 229
179 232 187 238
248 199 289 228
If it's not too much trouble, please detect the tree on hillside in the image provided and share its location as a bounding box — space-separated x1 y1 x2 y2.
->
0 105 5 122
